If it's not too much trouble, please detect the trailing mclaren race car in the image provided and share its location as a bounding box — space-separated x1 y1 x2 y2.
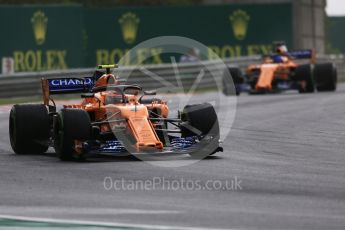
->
223 42 337 95
9 65 222 161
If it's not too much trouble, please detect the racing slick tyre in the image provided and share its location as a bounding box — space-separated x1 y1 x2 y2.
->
223 67 243 96
181 103 220 157
140 98 162 104
246 70 260 92
314 63 337 92
9 104 50 154
296 64 315 93
54 108 91 161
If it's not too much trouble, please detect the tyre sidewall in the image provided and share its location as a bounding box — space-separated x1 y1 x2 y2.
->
9 104 49 154
54 109 91 161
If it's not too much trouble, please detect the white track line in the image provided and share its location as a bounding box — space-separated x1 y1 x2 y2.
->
0 214 240 230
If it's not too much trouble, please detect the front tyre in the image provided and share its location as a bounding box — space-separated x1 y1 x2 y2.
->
9 104 50 154
54 109 91 161
223 67 243 96
295 64 315 93
314 63 337 92
181 103 220 157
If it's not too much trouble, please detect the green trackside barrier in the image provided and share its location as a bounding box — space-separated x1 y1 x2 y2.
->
327 17 345 54
0 3 293 72
84 3 293 66
0 5 84 73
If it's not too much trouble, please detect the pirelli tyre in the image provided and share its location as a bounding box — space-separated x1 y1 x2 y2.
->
247 69 260 91
140 98 162 104
54 108 91 161
223 67 242 96
9 104 50 154
181 103 220 157
295 64 315 93
314 63 337 92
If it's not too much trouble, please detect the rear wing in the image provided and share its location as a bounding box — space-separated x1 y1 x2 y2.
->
269 49 316 64
41 77 94 105
288 49 316 64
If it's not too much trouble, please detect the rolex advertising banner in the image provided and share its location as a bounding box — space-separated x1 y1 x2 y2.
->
0 5 84 73
0 3 292 73
327 17 345 54
85 3 293 66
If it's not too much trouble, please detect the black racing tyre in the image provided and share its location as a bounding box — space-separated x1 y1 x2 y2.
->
223 67 242 96
140 98 162 104
181 103 219 137
181 103 220 156
314 63 337 92
295 64 315 93
54 108 91 161
247 69 260 91
9 104 50 154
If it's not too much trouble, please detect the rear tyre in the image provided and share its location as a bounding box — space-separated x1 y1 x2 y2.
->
54 109 91 161
140 98 162 104
295 64 315 93
314 63 337 92
181 103 220 156
223 67 242 96
9 104 50 154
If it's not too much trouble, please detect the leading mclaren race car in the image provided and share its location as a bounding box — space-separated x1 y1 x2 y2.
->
223 42 337 95
9 65 222 160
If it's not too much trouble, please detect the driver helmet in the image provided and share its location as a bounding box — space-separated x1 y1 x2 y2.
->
275 42 288 54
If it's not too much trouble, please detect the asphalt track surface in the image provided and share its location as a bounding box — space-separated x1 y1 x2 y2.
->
0 85 345 229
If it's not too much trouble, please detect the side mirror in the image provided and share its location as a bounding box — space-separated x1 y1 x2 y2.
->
144 90 156 96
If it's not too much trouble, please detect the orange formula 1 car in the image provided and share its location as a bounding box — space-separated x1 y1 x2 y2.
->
223 42 337 95
9 65 222 160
